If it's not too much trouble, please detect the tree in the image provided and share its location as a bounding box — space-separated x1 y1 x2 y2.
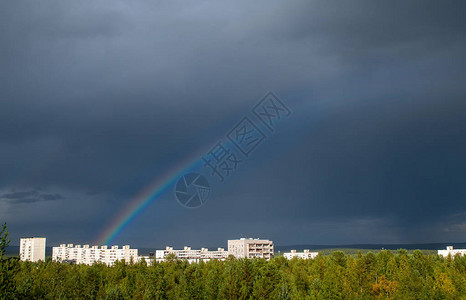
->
0 222 17 299
3 246 466 299
0 223 10 260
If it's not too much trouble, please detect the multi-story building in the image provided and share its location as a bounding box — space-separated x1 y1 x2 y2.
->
52 244 138 266
283 249 319 260
228 238 274 260
19 237 46 262
155 246 230 263
438 246 466 258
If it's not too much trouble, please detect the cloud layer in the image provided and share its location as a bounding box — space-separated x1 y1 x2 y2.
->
1 0 465 247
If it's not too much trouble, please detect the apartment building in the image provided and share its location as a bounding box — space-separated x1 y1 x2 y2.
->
155 246 230 263
52 244 138 266
283 249 319 260
438 246 466 258
19 237 46 262
228 238 274 260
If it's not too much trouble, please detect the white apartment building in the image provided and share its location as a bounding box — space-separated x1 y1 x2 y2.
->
283 249 319 260
19 237 46 262
228 238 274 260
52 244 138 266
438 246 466 258
155 246 229 263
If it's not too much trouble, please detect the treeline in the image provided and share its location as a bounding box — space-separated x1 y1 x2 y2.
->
1 250 465 299
307 248 437 257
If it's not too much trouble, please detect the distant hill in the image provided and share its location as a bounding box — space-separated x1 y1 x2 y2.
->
274 242 466 252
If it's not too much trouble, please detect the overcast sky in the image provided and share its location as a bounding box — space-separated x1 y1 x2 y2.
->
1 0 466 248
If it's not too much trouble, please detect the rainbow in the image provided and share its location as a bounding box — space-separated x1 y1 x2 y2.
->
94 136 245 245
95 95 298 246
94 137 240 245
95 150 206 245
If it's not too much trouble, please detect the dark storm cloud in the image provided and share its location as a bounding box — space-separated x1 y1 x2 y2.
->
39 193 65 201
1 191 37 200
1 0 465 246
1 189 65 204
279 1 466 49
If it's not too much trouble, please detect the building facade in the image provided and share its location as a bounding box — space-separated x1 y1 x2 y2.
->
438 246 466 258
155 246 229 263
228 238 274 260
283 249 319 260
19 237 46 262
52 244 138 266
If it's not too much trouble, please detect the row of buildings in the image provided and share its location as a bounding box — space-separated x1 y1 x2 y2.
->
283 249 319 260
20 237 466 266
437 246 466 258
52 244 138 266
20 237 280 265
153 238 279 263
154 246 229 263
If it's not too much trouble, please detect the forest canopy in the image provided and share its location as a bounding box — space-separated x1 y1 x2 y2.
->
1 224 465 299
1 249 465 299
